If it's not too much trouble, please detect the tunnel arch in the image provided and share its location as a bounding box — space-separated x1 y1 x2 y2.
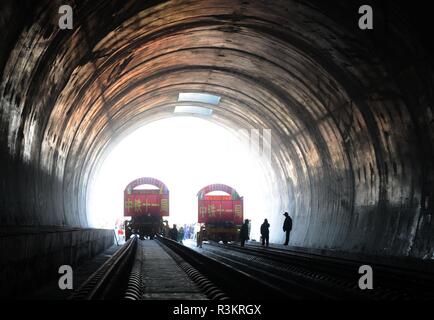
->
197 184 242 200
0 0 433 262
125 177 169 194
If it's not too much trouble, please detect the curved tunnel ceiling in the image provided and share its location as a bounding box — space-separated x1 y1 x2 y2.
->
0 0 433 259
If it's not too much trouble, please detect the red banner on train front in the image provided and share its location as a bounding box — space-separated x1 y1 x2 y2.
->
124 192 169 217
198 199 243 224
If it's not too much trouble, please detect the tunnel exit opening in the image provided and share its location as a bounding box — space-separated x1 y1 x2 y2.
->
87 116 278 242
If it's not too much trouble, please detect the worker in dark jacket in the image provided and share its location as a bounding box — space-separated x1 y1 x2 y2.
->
178 227 185 243
197 225 205 248
283 212 292 245
170 225 178 242
240 219 250 247
260 219 270 247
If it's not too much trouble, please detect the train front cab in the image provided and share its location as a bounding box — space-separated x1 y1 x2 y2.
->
197 184 243 244
124 177 169 240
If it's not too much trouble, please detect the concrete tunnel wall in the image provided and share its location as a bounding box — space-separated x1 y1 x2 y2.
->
0 0 434 287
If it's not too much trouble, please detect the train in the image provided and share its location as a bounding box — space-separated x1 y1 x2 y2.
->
124 177 169 240
197 184 244 243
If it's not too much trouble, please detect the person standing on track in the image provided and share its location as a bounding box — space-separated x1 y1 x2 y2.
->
283 212 292 245
170 224 178 242
178 226 185 243
260 219 270 247
240 219 250 247
197 225 205 248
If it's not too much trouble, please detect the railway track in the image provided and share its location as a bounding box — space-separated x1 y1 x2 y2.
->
157 236 304 300
68 236 434 300
69 236 137 300
199 241 434 300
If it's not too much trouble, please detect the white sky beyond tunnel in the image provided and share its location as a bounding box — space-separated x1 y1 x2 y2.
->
88 116 274 241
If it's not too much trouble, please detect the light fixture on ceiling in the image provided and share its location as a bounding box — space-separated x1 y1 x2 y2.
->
174 105 213 116
178 92 221 105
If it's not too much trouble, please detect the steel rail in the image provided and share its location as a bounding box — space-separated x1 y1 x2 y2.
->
157 236 319 299
68 236 137 300
205 241 434 300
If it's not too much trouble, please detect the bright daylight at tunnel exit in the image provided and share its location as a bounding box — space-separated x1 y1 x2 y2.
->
88 115 275 243
1 0 434 310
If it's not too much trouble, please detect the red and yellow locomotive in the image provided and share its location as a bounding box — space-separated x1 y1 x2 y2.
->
124 177 169 239
197 184 243 243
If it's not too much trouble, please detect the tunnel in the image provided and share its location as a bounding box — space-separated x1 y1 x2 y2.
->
1 0 433 299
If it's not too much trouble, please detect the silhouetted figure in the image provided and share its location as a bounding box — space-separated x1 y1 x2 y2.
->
197 225 205 248
178 227 185 242
163 220 170 237
283 212 292 245
260 219 270 247
240 219 250 247
170 225 178 242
